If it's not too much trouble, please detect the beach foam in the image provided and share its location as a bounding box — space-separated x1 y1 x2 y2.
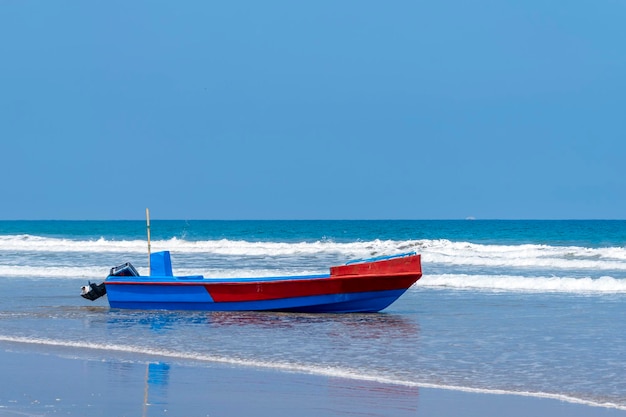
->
1 335 624 411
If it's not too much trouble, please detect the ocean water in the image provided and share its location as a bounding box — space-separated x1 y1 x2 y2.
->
1 220 625 411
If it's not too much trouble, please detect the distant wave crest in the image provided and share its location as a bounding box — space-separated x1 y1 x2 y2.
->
2 234 626 267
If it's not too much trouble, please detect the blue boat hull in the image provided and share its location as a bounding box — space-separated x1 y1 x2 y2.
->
83 251 423 313
106 286 409 313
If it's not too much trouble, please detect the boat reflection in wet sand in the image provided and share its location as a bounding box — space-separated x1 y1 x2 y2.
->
81 251 422 313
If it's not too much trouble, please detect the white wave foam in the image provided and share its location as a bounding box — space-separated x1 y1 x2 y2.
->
0 265 125 279
1 335 623 411
422 240 626 270
0 235 410 258
2 235 626 271
0 235 149 253
0 265 327 280
420 274 626 293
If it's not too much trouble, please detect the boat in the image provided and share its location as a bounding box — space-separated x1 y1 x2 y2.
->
81 250 422 313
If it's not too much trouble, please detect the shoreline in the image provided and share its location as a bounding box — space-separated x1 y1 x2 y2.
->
2 342 625 417
3 335 625 412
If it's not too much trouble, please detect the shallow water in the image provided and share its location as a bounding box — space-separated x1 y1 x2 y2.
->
1 220 625 409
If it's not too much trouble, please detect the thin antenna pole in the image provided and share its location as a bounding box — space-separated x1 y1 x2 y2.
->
146 208 151 273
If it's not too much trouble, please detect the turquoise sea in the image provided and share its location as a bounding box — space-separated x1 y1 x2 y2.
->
1 220 625 411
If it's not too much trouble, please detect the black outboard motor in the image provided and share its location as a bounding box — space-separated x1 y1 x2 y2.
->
81 282 107 301
81 262 140 301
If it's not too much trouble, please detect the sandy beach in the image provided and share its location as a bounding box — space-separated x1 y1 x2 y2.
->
2 343 624 417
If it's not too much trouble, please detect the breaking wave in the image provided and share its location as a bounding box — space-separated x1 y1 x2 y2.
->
1 235 625 293
2 234 626 267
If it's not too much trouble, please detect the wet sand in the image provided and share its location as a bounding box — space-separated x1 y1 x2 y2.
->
1 344 625 417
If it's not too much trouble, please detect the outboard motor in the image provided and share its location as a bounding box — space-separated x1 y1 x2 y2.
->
81 262 139 301
81 282 107 301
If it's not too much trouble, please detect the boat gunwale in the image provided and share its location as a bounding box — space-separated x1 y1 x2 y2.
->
105 271 422 286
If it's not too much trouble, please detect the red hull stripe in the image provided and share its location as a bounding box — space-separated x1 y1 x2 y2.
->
205 273 421 302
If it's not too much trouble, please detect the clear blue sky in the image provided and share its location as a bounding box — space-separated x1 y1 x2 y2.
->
1 1 624 220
